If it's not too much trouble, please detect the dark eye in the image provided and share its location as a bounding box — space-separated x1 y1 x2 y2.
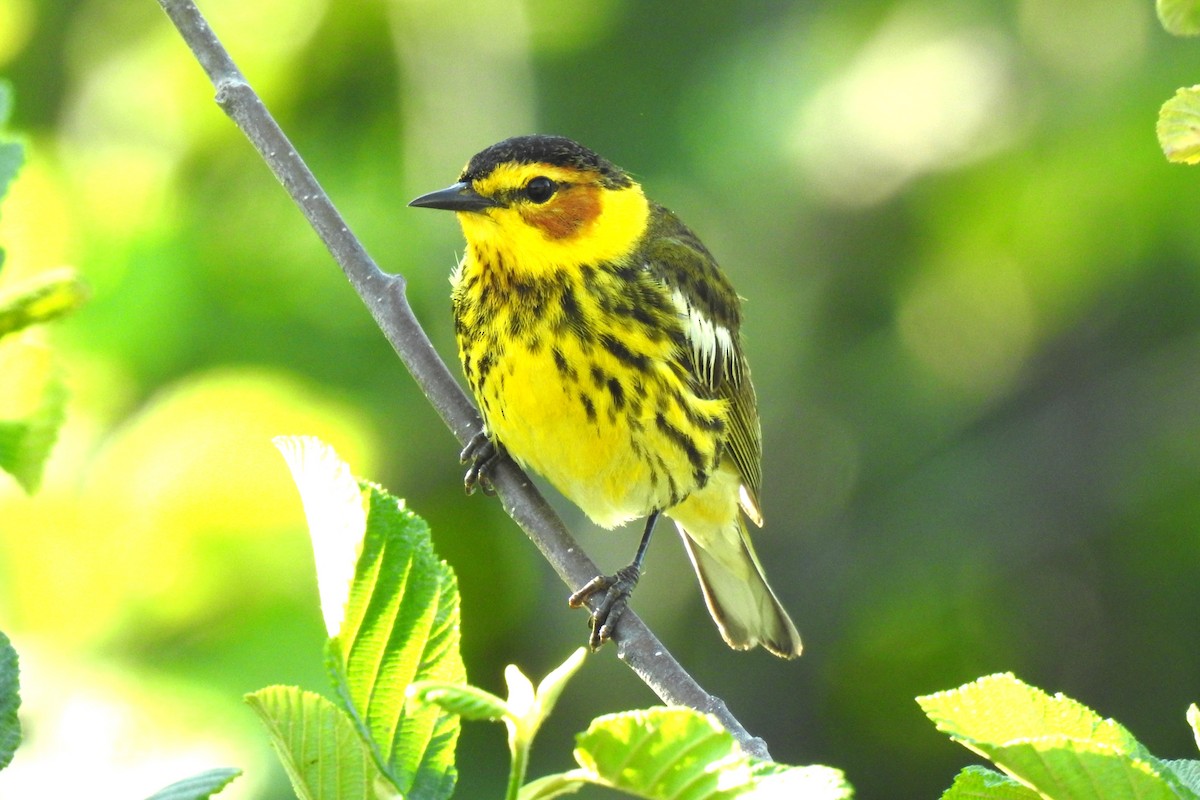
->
524 176 557 203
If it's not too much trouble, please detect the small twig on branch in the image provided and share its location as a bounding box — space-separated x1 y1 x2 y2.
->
155 0 772 759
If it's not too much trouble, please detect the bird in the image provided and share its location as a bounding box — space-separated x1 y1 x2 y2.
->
410 134 801 658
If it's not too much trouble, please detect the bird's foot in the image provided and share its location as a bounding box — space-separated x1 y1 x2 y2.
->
568 564 641 650
461 431 504 496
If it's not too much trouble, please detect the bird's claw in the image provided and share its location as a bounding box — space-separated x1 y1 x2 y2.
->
568 565 641 650
461 430 503 496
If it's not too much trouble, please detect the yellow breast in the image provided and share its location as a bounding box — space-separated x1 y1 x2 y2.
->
452 257 727 528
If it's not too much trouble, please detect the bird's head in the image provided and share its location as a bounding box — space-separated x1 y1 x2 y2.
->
410 135 651 273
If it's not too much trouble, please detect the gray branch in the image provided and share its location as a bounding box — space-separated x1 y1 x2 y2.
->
155 0 771 760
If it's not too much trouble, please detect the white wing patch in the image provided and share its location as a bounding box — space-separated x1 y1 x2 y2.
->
670 287 737 388
739 483 763 527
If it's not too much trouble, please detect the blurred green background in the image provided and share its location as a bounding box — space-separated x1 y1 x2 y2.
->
1 0 1199 797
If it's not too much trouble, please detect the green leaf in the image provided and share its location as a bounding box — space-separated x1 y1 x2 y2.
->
505 663 537 723
1166 760 1200 796
574 707 735 799
1159 0 1200 35
919 673 1146 753
1158 86 1200 164
518 772 587 800
919 673 1200 800
278 436 465 800
246 686 389 800
532 647 586 729
572 706 853 799
741 762 857 799
408 652 588 800
0 339 67 493
143 767 242 800
275 435 368 639
407 682 509 722
331 484 464 799
939 766 1039 800
0 630 20 772
0 268 90 339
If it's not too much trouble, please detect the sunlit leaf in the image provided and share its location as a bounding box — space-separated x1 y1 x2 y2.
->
1166 760 1200 796
275 435 368 639
938 765 1039 800
0 339 66 493
532 648 587 728
1189 704 1200 752
575 708 734 798
282 438 466 800
505 663 537 722
919 673 1199 800
332 485 464 799
919 673 1145 752
407 681 509 722
277 438 465 797
143 767 242 800
0 268 90 339
573 706 853 799
743 762 859 799
1159 0 1200 35
246 686 388 800
518 772 587 800
1158 86 1200 164
0 630 19 772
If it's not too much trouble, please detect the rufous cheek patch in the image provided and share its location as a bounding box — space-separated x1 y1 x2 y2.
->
525 185 602 240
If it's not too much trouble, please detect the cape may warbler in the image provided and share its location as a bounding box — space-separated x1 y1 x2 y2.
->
411 135 801 658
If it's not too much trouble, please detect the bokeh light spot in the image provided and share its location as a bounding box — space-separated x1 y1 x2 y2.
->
0 0 34 67
1019 0 1148 80
897 259 1035 400
791 9 1020 206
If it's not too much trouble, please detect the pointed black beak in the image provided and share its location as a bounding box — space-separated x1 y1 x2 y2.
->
409 181 499 213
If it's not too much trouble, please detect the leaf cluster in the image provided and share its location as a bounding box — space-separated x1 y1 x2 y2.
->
921 674 1200 799
1 437 1195 800
0 82 88 494
262 437 852 800
1158 0 1200 162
